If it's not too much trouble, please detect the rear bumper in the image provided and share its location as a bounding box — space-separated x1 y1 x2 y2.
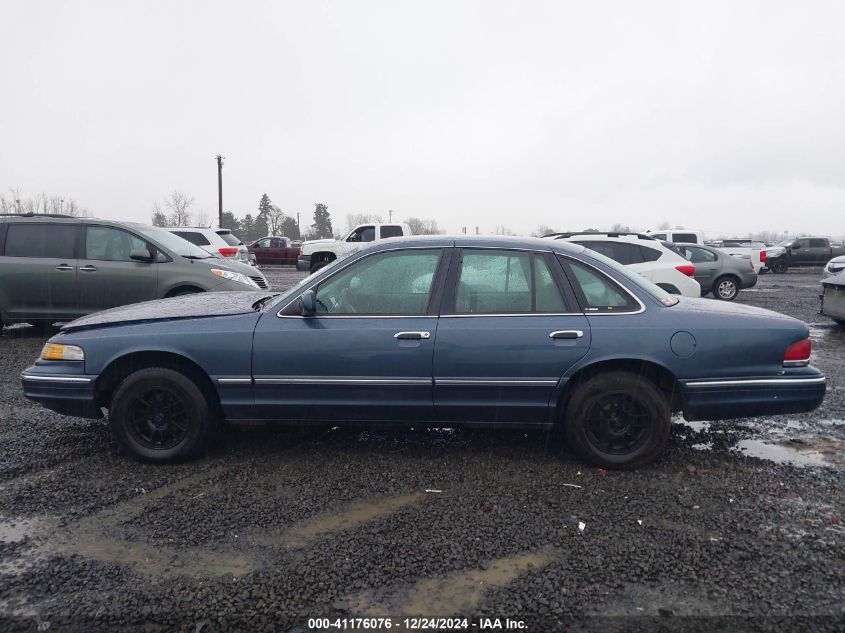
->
21 368 103 419
296 255 311 271
681 371 826 421
821 284 845 320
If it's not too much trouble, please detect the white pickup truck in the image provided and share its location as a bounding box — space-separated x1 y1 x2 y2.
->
296 223 412 272
647 230 767 273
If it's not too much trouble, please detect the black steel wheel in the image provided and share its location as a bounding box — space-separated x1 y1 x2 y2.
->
109 367 213 462
771 259 788 274
564 371 671 469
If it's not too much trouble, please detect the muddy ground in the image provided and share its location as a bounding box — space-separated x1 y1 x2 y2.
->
1 269 843 632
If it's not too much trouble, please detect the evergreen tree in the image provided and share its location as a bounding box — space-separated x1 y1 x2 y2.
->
255 194 272 238
220 211 240 232
311 203 333 239
240 213 256 242
280 215 300 240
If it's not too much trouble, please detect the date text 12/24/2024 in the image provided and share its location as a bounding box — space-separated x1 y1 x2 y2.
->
307 618 528 630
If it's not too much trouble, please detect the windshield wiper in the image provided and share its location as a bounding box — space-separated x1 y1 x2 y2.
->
252 294 278 311
183 254 212 260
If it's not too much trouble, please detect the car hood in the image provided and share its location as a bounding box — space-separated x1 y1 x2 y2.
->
822 270 845 288
61 291 267 333
827 255 845 265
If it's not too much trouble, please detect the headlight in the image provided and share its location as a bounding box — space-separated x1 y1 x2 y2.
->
41 343 84 361
210 268 258 288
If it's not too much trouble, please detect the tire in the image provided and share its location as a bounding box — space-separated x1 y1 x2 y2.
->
564 371 671 469
168 288 203 298
310 260 329 274
109 367 214 462
771 259 788 274
30 322 57 335
713 276 739 301
834 319 845 328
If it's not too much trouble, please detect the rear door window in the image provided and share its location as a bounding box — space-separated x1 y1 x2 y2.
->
673 233 699 243
4 223 78 258
810 238 828 248
574 241 644 265
454 250 570 314
172 231 210 246
684 246 718 263
380 225 404 239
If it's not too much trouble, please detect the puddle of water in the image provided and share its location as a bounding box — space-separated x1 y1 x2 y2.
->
676 420 711 432
0 517 45 543
735 439 834 468
348 547 558 617
260 492 424 550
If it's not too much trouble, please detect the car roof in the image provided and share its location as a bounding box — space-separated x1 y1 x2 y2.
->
366 234 585 255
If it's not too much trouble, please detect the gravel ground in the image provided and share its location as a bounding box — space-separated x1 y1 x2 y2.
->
1 268 843 632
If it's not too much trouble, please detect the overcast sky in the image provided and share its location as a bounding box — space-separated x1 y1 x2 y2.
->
1 1 843 237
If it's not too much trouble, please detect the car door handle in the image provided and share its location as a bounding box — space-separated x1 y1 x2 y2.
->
55 264 75 271
394 331 431 340
550 330 584 339
79 265 97 272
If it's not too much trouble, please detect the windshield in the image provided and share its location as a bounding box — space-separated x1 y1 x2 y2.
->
579 248 680 306
134 225 215 259
777 239 794 247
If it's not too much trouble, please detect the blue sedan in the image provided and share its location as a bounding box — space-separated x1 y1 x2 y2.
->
21 236 826 468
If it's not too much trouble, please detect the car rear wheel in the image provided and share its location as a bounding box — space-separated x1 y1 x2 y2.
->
564 371 671 469
310 260 330 274
771 259 788 274
109 367 213 462
713 276 739 301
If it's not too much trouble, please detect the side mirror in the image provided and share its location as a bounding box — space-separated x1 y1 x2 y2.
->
300 290 317 316
791 244 800 250
130 248 153 262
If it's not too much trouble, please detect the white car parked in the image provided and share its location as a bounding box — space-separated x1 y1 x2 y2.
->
823 255 845 280
168 227 254 265
548 232 701 297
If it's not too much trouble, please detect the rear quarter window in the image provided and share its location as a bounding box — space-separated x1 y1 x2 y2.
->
673 233 699 243
172 231 211 246
380 225 404 239
217 232 242 246
4 223 77 259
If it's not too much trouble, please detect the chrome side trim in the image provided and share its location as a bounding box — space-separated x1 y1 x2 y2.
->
685 376 826 388
217 378 253 385
435 379 559 386
20 374 92 384
441 312 582 318
254 377 432 386
782 360 810 368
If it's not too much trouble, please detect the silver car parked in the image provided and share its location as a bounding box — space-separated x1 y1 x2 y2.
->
0 214 270 329
666 242 758 301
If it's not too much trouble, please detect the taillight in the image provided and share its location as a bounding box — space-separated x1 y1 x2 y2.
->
783 338 811 367
219 247 239 257
675 264 695 277
760 250 767 264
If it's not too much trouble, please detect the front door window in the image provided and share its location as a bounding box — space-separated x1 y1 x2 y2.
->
315 249 441 315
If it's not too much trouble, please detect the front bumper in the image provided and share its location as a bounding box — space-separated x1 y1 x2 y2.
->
820 284 845 320
681 370 826 421
21 367 102 418
296 255 311 271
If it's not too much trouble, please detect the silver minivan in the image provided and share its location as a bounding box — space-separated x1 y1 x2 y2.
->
0 214 270 329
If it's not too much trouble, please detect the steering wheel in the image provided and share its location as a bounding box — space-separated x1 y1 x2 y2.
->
316 296 330 312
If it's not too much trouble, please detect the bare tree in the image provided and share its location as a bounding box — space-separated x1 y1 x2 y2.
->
610 223 632 232
151 201 168 227
269 205 285 235
345 212 383 232
195 209 210 227
532 224 557 237
163 190 194 226
658 220 672 230
405 217 442 235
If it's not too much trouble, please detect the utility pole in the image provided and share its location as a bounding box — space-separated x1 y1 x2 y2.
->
296 212 300 234
215 155 225 228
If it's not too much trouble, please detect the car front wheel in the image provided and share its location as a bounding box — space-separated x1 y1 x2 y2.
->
713 276 739 301
564 371 671 469
109 367 213 462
